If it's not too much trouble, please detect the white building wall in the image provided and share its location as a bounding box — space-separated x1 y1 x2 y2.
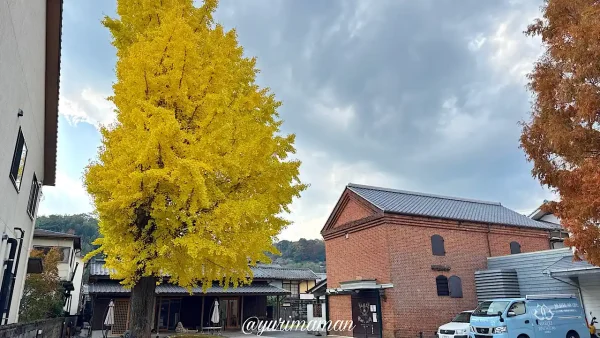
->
579 274 600 323
306 303 327 334
31 237 76 281
540 214 560 224
0 0 49 324
31 237 84 315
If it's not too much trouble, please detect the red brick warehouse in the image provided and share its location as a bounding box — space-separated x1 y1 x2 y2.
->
321 184 561 338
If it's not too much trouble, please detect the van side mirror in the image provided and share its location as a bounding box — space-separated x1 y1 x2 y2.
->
498 311 504 322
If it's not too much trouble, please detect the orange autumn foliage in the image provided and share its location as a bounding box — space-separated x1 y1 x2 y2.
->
521 0 600 265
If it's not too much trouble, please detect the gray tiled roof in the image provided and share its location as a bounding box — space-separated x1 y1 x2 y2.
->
86 281 289 295
348 184 559 230
251 265 318 280
89 261 318 280
34 229 82 250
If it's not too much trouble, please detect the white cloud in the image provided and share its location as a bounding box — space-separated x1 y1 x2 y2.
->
484 10 542 85
311 87 356 130
59 87 116 129
278 146 410 240
38 171 94 216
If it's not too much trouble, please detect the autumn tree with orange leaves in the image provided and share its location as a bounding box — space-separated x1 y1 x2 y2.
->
521 0 600 265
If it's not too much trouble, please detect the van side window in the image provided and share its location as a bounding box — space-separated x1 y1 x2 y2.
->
508 302 526 316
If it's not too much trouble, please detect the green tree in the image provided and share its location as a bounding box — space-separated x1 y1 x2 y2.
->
19 248 65 322
84 0 306 336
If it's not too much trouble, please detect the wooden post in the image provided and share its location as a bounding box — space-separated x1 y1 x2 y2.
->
276 295 279 320
155 296 161 335
240 296 244 324
201 296 205 329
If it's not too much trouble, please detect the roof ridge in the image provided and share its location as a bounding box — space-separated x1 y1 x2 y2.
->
347 183 501 206
34 228 79 237
254 265 315 271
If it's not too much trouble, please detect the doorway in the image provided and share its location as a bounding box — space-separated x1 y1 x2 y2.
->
351 291 381 338
220 297 240 329
156 298 182 331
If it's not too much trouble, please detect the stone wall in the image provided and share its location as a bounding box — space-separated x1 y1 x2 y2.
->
0 316 77 338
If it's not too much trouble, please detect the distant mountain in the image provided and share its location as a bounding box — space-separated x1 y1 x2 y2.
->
270 238 326 272
35 214 327 272
35 214 99 255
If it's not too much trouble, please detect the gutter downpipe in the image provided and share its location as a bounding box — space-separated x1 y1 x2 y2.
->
545 270 587 314
486 224 492 257
5 228 25 322
0 237 18 324
325 293 330 336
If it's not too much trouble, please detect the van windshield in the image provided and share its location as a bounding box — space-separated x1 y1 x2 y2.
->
452 312 472 323
473 301 510 317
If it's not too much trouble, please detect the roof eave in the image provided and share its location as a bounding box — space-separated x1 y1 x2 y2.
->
43 0 63 187
383 210 558 231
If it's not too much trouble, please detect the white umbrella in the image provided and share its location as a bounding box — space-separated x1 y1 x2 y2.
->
211 300 220 325
104 300 115 326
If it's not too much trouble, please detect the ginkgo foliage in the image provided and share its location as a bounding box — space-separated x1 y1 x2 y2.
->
521 0 600 265
85 0 305 297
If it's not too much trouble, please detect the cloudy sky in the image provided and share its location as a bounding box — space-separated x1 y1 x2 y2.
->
38 0 554 240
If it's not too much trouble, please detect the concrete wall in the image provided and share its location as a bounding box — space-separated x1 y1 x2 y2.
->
0 0 48 324
0 316 76 338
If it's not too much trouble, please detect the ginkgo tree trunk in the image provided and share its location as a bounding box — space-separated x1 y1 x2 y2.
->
84 1 306 337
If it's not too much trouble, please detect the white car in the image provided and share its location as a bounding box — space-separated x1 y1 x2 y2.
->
437 310 473 338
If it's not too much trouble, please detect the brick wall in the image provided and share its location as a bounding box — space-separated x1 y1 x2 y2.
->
326 224 393 338
333 197 375 228
323 197 552 338
328 295 352 337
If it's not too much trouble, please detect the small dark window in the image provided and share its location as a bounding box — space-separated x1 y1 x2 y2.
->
431 234 445 256
448 275 463 298
27 174 40 219
436 275 449 296
9 128 28 191
510 241 521 254
283 281 299 297
313 303 322 317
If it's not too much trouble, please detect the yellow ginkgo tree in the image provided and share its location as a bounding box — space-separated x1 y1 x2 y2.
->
84 0 306 336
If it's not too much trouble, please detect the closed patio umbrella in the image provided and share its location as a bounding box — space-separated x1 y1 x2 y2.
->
104 300 115 326
103 300 115 338
211 300 220 325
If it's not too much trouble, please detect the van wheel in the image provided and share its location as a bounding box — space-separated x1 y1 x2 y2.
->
566 331 579 338
517 335 530 338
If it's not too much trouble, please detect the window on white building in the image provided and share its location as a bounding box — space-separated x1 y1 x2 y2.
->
27 174 41 219
9 128 28 191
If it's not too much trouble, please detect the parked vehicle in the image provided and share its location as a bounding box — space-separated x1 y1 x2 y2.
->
588 313 598 338
438 311 474 338
469 294 588 338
